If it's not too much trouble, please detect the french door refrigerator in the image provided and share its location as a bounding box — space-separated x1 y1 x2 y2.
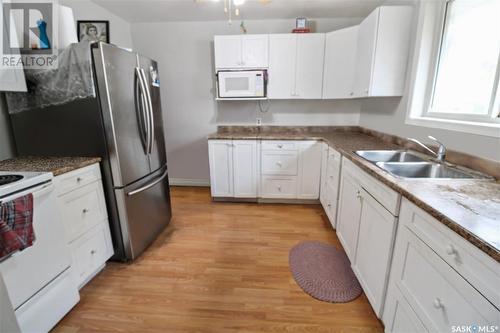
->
10 43 172 261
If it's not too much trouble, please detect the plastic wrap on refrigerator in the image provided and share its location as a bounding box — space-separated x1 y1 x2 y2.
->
5 42 96 114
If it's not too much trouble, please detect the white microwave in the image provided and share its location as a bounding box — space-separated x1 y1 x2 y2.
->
217 70 267 99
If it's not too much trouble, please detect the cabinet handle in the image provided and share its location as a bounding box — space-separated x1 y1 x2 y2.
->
82 208 90 214
350 92 354 96
277 185 282 192
364 88 369 94
90 249 97 255
433 298 444 309
276 161 282 167
327 204 332 207
277 144 283 148
356 190 362 200
76 177 83 183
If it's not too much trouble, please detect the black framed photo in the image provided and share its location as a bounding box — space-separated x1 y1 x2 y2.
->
77 20 109 43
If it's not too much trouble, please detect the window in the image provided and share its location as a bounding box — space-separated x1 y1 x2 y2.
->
425 0 500 123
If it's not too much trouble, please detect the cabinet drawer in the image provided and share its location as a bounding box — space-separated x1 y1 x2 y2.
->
260 176 297 199
59 181 108 243
55 164 101 196
400 199 500 309
261 140 298 151
262 151 298 175
342 158 400 215
70 222 113 289
392 227 499 331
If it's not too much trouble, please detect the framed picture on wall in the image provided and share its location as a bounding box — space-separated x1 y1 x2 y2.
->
77 20 109 43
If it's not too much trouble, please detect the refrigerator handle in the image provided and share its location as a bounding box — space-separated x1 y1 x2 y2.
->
139 68 155 155
136 67 152 155
134 68 148 154
127 169 168 197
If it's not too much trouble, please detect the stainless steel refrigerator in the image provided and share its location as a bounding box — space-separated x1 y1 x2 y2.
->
10 43 172 261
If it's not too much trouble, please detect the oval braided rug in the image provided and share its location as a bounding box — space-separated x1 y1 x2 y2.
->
289 241 362 303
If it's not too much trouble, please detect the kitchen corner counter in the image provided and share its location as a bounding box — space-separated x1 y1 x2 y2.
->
0 157 102 177
208 126 500 262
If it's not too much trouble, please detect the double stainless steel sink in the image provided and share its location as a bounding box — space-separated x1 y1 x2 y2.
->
355 150 477 179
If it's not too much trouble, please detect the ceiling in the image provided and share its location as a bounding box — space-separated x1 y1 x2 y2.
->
91 0 391 23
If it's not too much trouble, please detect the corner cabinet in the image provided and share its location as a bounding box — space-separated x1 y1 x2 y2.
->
268 34 325 99
353 6 413 97
208 139 322 200
214 35 269 69
323 26 359 99
208 139 258 198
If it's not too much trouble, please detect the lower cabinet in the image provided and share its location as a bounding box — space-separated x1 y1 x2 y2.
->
353 188 397 316
208 139 322 200
54 163 114 289
336 158 399 318
208 139 258 198
320 146 342 228
383 199 500 332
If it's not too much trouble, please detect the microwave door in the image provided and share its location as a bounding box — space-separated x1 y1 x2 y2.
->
219 73 256 98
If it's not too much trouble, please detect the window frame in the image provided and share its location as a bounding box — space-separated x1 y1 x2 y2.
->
405 0 500 137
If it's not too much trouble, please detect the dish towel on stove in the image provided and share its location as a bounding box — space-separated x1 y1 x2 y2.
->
0 194 35 260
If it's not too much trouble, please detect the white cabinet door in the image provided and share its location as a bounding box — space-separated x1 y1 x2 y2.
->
353 6 413 97
353 7 379 97
370 6 413 96
297 141 322 199
233 140 258 198
268 34 297 99
383 284 428 333
319 143 329 207
208 140 234 197
323 26 358 99
336 169 362 262
353 188 397 317
295 34 325 99
214 35 242 69
241 35 269 68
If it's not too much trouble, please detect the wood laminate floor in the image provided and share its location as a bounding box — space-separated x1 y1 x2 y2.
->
53 186 383 333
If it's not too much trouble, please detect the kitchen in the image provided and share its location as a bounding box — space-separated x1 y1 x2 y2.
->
0 0 499 332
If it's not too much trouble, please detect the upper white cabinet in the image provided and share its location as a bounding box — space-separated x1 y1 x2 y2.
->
214 35 269 69
268 33 325 99
208 139 258 198
353 6 413 97
323 26 359 99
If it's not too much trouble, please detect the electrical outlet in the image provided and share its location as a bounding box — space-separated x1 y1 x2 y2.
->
256 118 262 126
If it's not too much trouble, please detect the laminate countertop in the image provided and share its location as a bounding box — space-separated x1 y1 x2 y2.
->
209 126 500 262
0 157 102 177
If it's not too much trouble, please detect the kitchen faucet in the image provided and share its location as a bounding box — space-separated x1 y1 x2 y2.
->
408 136 447 162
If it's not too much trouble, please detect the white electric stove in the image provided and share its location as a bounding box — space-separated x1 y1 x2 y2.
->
0 170 79 332
0 171 53 199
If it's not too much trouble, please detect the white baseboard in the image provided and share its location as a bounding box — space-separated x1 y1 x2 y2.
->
169 178 210 187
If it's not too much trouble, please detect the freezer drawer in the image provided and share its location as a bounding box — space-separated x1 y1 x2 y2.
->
115 168 172 260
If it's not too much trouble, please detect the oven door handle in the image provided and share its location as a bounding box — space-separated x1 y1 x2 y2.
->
0 182 53 204
127 170 168 197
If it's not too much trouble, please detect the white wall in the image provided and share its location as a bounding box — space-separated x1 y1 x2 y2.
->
131 18 362 182
61 0 133 49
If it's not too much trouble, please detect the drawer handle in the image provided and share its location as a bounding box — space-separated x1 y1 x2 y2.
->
82 208 90 214
276 161 282 167
327 204 332 208
445 245 458 256
277 144 283 148
356 190 362 200
90 249 97 255
433 298 444 309
77 177 83 183
277 185 282 192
